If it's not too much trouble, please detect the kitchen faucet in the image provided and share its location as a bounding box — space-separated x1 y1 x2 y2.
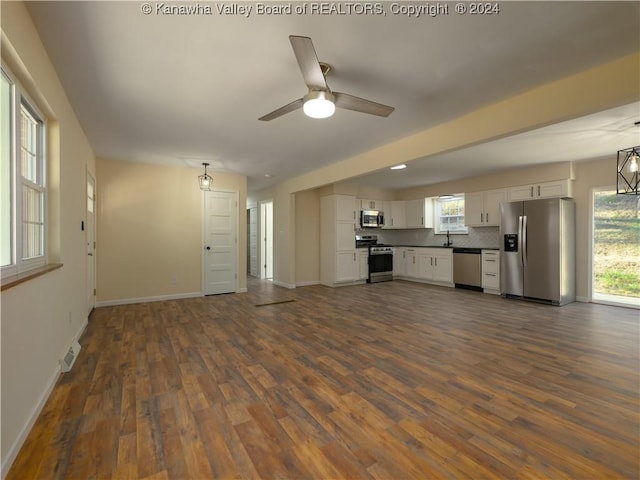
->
444 229 453 247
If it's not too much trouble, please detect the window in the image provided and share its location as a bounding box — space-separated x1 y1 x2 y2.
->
435 194 468 234
1 65 46 278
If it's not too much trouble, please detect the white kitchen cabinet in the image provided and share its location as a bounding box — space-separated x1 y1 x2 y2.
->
508 180 572 201
393 248 406 277
432 251 453 283
359 249 369 281
358 199 384 211
401 247 453 285
382 201 406 229
465 189 506 227
405 248 418 278
481 249 500 294
416 248 453 284
337 195 357 222
405 198 434 229
320 194 361 286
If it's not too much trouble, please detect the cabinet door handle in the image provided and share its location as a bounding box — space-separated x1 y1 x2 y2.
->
430 257 433 266
480 213 483 222
485 259 496 262
537 185 541 196
485 273 497 277
353 253 356 261
435 258 438 266
421 216 423 225
486 213 489 223
413 256 416 264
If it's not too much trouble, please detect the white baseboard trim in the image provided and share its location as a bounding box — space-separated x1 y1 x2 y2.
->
295 280 320 287
95 291 203 308
236 288 248 293
272 280 296 289
576 296 588 303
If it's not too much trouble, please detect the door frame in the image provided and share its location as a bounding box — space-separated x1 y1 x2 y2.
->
588 185 640 308
201 189 239 295
86 169 96 314
259 199 274 280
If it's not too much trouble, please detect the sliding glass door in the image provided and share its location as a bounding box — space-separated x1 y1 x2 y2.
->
591 187 640 307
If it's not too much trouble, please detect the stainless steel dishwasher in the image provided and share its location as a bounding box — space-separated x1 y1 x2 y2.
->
453 248 482 291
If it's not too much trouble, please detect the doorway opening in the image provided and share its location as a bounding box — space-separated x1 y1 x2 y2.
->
260 200 273 280
591 187 640 308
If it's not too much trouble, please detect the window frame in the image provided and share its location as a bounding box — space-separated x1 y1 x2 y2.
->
1 64 47 278
435 194 468 234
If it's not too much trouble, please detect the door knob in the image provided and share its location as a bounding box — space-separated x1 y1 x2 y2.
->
206 246 211 250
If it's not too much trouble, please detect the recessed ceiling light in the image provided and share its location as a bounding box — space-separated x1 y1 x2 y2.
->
390 164 407 170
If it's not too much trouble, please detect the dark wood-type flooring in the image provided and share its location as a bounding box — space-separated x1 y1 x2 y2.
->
8 279 640 479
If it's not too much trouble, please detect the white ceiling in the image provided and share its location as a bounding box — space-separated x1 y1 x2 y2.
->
25 1 640 192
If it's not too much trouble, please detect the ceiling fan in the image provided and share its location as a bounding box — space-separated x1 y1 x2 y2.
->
259 35 395 121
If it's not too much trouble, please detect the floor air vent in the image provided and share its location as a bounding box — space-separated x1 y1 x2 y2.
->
61 340 81 373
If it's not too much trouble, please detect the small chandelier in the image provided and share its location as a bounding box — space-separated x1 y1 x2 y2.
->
617 146 639 195
198 162 213 191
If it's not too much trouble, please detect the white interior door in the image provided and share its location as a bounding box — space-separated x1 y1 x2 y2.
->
204 191 237 295
249 207 258 277
86 172 96 314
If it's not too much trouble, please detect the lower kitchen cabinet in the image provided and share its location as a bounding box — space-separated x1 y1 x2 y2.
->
335 251 358 283
481 249 500 294
359 249 369 281
396 247 453 286
393 248 406 277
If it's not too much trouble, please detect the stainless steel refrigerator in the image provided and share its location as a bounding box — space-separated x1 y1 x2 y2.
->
500 198 575 306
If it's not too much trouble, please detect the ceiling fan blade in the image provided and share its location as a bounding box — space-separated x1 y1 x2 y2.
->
333 92 395 117
289 35 327 91
258 98 304 121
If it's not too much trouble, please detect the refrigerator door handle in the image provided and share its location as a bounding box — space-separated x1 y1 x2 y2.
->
518 215 524 267
522 215 528 267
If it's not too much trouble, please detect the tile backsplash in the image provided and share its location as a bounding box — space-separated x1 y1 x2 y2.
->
362 226 500 249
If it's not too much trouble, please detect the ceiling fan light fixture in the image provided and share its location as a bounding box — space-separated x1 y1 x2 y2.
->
303 90 335 119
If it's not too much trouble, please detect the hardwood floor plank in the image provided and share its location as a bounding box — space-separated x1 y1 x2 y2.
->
7 279 639 479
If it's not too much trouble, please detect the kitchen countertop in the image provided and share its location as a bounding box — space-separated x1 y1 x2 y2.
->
392 245 499 250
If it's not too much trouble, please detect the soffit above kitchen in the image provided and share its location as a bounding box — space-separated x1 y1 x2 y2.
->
25 1 640 192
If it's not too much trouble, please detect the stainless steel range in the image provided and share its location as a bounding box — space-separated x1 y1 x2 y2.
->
355 235 394 283
368 244 393 283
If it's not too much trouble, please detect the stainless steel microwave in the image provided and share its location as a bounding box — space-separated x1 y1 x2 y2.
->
360 209 384 228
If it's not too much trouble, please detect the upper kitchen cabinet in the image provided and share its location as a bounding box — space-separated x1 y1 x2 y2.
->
382 200 406 229
336 195 357 222
358 199 384 211
382 199 433 229
465 189 506 227
508 180 573 202
406 198 434 229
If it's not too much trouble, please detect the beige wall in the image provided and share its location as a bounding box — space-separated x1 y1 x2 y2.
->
572 157 616 300
97 158 247 303
294 189 321 285
1 2 96 473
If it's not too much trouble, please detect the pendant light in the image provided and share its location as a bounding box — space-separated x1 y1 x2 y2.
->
198 162 213 191
617 146 639 195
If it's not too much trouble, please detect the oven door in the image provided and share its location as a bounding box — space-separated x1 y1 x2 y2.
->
368 253 393 283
